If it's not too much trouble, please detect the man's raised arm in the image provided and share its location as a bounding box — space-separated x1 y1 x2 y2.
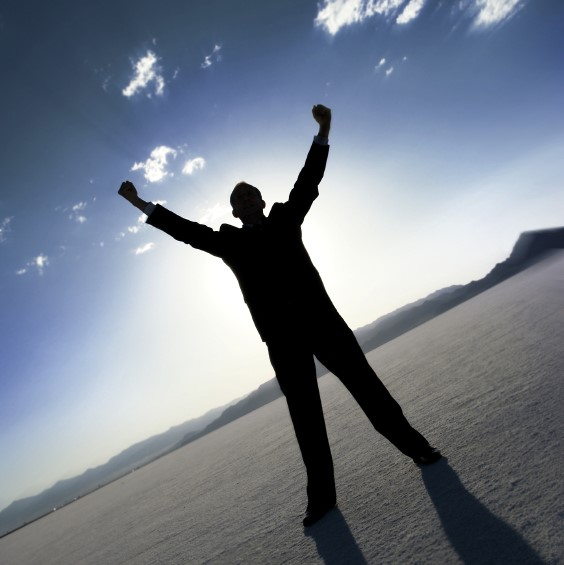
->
285 105 331 223
117 181 225 257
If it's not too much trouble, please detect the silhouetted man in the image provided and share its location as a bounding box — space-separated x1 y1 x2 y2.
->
118 104 441 527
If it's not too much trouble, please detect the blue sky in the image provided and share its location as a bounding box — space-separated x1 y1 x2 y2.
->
1 0 562 510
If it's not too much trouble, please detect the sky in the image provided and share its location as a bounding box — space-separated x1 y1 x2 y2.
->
1 0 563 511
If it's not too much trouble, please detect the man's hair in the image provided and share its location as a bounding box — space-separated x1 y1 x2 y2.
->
230 182 262 207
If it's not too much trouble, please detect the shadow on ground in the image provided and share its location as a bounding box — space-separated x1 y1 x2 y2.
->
421 460 545 564
304 508 368 565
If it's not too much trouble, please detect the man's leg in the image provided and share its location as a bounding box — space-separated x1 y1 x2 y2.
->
311 314 433 458
266 339 336 511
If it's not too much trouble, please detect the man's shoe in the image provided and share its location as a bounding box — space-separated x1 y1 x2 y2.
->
412 447 442 465
302 498 336 527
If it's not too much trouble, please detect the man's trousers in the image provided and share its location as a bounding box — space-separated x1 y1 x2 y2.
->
266 308 430 504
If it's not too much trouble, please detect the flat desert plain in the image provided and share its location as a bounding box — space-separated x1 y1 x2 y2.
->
1 252 563 564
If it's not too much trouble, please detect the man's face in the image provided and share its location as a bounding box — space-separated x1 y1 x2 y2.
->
231 184 265 221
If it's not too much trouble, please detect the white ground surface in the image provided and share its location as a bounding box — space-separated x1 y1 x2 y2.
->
1 252 563 565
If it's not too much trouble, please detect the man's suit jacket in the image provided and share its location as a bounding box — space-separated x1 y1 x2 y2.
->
147 142 337 342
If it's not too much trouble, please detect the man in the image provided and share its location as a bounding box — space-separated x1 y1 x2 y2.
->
118 104 441 527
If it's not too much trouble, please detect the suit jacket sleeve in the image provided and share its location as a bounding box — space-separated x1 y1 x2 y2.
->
285 141 329 225
146 204 226 257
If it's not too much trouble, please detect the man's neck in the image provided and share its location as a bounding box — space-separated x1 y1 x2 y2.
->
240 212 265 225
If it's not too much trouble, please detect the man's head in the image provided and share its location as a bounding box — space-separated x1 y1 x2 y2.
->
230 182 266 223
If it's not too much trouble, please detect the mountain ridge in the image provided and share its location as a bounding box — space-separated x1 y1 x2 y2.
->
0 401 239 536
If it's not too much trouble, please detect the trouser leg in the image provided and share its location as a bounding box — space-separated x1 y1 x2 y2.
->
312 315 430 457
267 339 335 503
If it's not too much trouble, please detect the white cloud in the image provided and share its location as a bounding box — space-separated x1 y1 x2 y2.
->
396 0 426 24
135 242 155 255
198 203 231 225
33 254 49 274
122 51 165 98
69 202 87 223
315 0 524 34
182 157 206 175
0 217 13 243
377 56 406 75
132 146 177 183
18 254 49 276
315 0 363 35
315 0 405 35
472 0 522 28
201 45 222 69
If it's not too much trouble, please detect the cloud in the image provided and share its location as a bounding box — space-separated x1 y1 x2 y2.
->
132 146 206 183
376 57 395 77
0 217 13 243
396 0 426 24
132 146 177 182
33 254 49 274
128 210 147 235
201 44 222 69
198 202 231 225
135 242 155 255
315 0 404 35
122 50 165 98
314 0 526 34
182 157 206 175
17 254 49 276
472 0 522 28
69 202 87 224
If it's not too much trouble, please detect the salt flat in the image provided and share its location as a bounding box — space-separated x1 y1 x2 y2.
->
1 252 563 564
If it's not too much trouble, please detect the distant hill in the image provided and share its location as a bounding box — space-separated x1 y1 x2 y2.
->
357 227 564 353
0 401 238 537
175 379 282 449
3 227 563 538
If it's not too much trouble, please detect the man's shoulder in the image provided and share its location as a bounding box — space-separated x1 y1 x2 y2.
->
268 202 286 216
219 223 241 234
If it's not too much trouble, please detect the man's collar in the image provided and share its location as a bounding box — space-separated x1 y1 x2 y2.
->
243 220 264 229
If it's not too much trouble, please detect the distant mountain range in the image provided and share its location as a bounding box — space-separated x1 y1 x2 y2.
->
355 226 564 352
0 401 239 537
2 227 563 537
